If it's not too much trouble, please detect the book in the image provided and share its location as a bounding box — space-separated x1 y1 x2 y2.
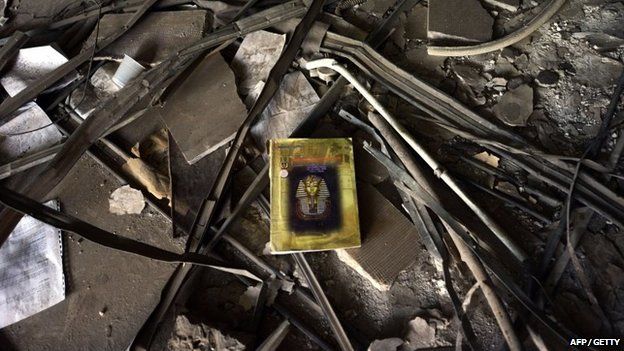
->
269 138 361 253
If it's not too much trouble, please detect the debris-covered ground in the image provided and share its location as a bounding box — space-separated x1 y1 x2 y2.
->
0 0 623 350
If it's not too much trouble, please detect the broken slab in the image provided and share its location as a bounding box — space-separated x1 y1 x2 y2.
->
109 185 145 215
0 46 78 96
168 315 246 351
247 71 319 152
160 53 247 164
428 0 493 44
83 10 208 65
492 84 533 126
231 30 286 96
336 183 421 291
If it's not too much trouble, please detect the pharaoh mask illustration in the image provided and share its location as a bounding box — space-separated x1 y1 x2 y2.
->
295 174 331 220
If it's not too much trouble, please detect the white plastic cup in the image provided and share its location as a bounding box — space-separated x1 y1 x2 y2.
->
112 54 145 88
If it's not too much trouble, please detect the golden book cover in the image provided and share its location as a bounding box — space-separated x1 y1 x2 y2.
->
269 138 361 254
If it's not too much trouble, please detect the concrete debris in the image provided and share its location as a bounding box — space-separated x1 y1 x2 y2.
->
428 0 493 44
486 76 508 89
535 70 560 87
237 285 262 311
572 56 623 88
160 53 247 164
367 315 448 351
0 46 78 97
109 185 145 215
473 151 500 168
453 63 487 93
83 10 208 65
367 338 404 351
404 317 437 349
168 315 245 351
572 32 624 52
492 84 534 126
247 72 319 153
336 183 420 291
483 0 519 12
231 30 286 96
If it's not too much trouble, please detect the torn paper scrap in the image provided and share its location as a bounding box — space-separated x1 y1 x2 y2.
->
109 185 146 215
248 71 319 152
231 30 286 95
0 104 64 164
0 46 78 97
0 200 65 329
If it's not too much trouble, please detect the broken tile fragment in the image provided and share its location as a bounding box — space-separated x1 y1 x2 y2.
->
368 338 404 351
168 315 245 351
453 63 487 93
0 46 78 96
336 183 421 291
84 10 208 65
405 317 437 349
160 53 247 164
109 185 145 215
492 84 533 126
231 30 286 95
428 0 493 44
247 71 319 152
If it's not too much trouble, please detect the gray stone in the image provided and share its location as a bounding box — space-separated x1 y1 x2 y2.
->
492 84 534 126
109 185 145 215
428 0 493 44
453 63 487 92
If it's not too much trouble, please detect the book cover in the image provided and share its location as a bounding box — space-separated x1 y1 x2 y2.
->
269 138 361 254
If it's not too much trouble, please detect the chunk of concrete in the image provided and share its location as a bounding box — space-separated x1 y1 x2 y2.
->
428 0 493 44
492 84 533 126
84 10 208 65
231 30 286 96
0 46 78 96
336 183 421 291
159 53 247 164
405 317 437 349
109 185 145 215
247 71 319 153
